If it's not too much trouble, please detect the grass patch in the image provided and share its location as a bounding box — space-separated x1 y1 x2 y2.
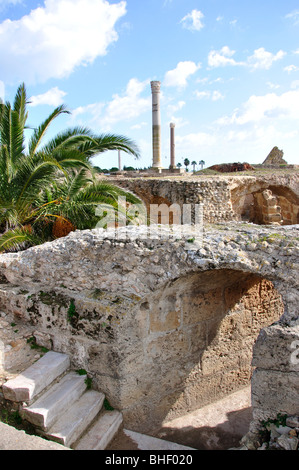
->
76 369 92 389
26 336 49 353
0 408 36 435
67 300 78 324
104 398 114 411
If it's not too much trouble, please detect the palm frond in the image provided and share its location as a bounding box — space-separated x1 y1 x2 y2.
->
14 154 63 207
10 108 25 166
41 127 94 155
0 227 41 252
50 148 92 170
92 182 142 205
0 102 12 156
28 105 70 156
79 134 140 159
0 104 25 178
13 83 29 130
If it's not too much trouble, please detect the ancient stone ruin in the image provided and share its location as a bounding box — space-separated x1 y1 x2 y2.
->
109 172 299 226
0 171 298 450
208 162 255 173
263 147 288 166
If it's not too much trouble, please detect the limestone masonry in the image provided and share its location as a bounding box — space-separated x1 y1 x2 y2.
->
0 172 298 449
108 172 299 225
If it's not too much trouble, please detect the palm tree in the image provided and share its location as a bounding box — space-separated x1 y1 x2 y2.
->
34 168 142 236
184 158 190 172
0 83 141 252
199 160 205 170
191 161 197 172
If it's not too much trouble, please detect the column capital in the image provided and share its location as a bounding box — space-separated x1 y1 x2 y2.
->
151 81 161 93
170 122 176 128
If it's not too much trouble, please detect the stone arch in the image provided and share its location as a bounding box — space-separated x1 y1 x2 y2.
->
231 183 299 225
0 224 296 446
108 179 184 224
117 186 178 224
127 268 285 433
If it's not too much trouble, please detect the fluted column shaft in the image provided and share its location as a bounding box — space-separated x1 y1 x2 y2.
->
151 81 162 169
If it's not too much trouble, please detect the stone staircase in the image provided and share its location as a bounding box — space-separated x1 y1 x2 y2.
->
2 351 123 450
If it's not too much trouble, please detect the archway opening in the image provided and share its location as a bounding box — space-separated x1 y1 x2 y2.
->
141 269 284 449
231 185 299 225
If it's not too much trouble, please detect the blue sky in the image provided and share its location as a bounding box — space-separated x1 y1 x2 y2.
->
0 0 299 170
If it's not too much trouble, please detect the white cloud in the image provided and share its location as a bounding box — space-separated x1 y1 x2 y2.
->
247 48 286 70
164 61 201 88
285 10 299 25
102 78 151 128
284 64 299 73
195 90 224 101
267 82 280 90
218 90 299 126
169 117 189 129
167 101 186 115
180 9 204 31
72 78 151 131
174 88 299 165
195 91 210 100
166 101 188 129
0 0 127 84
208 46 242 67
212 90 224 101
208 46 285 70
131 122 147 130
29 87 67 107
176 132 217 151
71 102 106 130
196 77 209 85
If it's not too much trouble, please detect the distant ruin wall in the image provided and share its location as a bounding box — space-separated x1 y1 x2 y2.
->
0 223 298 434
108 174 299 225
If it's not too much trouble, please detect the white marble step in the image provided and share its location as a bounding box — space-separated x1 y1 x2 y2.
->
2 351 70 403
74 410 123 450
22 372 87 431
41 390 105 448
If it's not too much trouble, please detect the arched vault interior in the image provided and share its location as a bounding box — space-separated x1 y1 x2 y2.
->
135 269 284 429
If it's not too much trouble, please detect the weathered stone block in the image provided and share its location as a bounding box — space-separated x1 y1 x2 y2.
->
182 287 224 325
149 307 180 333
251 368 299 420
146 330 189 365
252 323 299 372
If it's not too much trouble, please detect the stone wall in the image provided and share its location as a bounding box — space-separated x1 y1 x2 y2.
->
0 223 298 435
108 176 235 224
108 173 299 226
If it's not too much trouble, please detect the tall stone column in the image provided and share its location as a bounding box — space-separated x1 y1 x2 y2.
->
170 122 176 169
151 81 162 169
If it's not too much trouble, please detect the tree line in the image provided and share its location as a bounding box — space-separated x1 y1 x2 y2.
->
177 159 205 172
